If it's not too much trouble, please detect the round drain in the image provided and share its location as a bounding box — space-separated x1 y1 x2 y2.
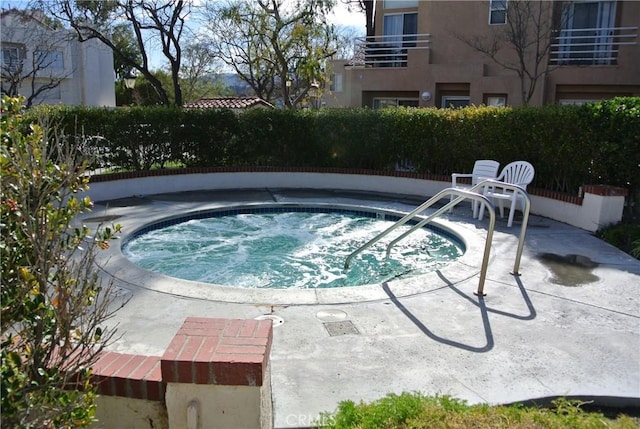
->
254 314 284 327
315 309 347 322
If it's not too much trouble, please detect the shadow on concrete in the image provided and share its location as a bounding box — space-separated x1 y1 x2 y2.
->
381 271 538 353
436 272 537 322
382 282 494 353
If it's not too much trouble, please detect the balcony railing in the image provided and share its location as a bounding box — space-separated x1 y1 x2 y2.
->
354 33 430 68
549 26 638 65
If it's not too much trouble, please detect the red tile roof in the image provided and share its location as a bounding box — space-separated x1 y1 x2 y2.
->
184 97 274 110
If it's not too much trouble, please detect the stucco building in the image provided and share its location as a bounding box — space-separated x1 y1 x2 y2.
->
324 0 639 108
1 9 115 107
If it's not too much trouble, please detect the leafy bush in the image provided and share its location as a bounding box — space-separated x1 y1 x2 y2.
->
318 393 638 429
597 223 640 259
24 98 640 200
1 96 123 427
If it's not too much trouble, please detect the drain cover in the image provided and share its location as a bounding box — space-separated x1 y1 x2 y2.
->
254 314 284 327
323 321 359 336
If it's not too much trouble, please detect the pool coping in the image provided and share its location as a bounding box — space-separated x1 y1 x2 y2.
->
93 201 491 305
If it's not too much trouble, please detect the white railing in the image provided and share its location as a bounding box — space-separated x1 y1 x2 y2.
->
550 26 638 65
355 33 430 68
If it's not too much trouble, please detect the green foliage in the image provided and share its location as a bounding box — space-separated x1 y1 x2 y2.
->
318 393 638 429
206 0 337 108
1 96 121 427
22 98 640 200
597 223 640 259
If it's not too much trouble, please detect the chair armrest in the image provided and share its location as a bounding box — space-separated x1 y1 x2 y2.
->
451 173 473 186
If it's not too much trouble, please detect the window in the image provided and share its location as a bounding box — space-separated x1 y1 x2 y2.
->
441 96 470 109
384 0 418 9
558 1 617 65
489 0 508 25
330 73 343 92
34 50 64 70
485 95 507 107
382 12 418 67
373 98 419 109
1 45 25 72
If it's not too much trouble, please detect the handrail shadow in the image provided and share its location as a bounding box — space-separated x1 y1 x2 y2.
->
381 273 537 353
436 271 537 321
382 282 494 353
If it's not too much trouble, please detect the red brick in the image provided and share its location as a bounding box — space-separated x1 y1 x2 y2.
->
583 184 629 197
212 362 264 386
146 379 165 402
93 351 118 375
216 345 267 355
177 336 204 361
162 334 188 361
194 337 219 362
239 319 258 337
255 320 272 338
147 359 162 382
113 376 129 397
129 359 163 400
130 378 144 400
107 354 137 376
160 359 177 383
113 354 147 379
129 356 161 381
220 337 268 347
175 360 194 383
222 319 244 337
212 353 265 364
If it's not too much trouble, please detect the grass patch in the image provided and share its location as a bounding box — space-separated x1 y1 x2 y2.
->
317 393 639 428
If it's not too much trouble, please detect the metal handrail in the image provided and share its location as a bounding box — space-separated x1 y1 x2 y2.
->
479 179 531 276
343 179 532 296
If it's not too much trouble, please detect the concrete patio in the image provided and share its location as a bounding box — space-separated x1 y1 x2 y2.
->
86 188 640 428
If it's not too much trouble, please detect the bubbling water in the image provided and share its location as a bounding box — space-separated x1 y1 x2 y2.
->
123 210 463 289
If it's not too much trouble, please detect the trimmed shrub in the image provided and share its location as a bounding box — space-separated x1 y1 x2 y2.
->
24 97 640 202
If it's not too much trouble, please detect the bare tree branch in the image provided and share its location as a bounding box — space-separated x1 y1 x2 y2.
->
456 0 559 105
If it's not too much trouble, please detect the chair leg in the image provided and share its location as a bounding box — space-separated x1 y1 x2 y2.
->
507 196 518 227
498 199 505 218
472 200 479 218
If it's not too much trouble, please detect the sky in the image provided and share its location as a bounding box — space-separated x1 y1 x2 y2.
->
328 1 366 30
2 0 366 69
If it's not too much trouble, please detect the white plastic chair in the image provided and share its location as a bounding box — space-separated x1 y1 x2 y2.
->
479 161 535 227
450 160 500 217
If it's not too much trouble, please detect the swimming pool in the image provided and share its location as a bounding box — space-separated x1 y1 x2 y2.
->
122 205 465 289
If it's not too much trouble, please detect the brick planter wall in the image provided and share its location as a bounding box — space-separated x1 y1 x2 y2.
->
92 317 273 429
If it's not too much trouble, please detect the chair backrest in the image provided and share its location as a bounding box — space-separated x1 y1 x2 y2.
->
496 161 535 189
471 160 501 185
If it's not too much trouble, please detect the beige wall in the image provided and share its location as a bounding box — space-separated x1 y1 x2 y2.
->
325 0 639 108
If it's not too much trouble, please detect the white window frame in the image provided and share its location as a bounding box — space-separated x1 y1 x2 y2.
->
384 0 418 9
330 73 343 93
489 0 508 25
486 96 507 107
34 49 64 70
441 96 470 109
558 1 617 64
373 98 419 109
2 45 25 72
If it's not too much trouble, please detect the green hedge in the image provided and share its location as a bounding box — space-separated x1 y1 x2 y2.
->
25 97 640 198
